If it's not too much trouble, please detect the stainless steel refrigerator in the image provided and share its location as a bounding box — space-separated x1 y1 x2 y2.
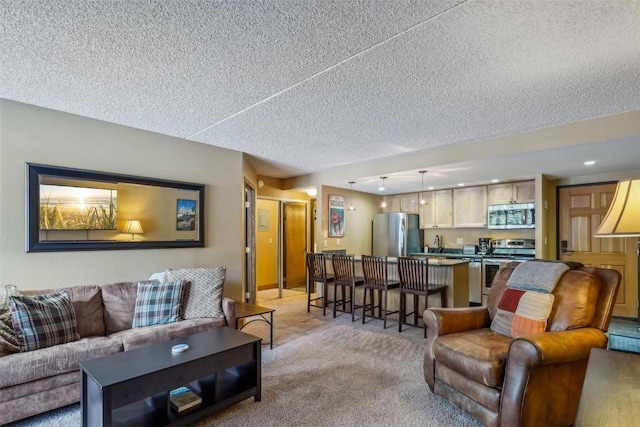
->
372 213 423 257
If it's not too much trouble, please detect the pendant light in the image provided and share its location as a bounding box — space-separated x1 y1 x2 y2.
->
380 176 387 208
348 181 357 211
419 170 427 205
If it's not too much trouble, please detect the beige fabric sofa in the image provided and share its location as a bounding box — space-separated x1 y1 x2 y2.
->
0 281 235 425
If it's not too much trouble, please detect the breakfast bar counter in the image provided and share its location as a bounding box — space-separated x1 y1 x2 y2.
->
323 256 469 311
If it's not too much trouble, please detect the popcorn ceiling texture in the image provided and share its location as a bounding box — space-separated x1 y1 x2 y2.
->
2 0 640 178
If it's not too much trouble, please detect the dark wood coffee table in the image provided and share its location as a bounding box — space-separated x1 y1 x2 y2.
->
80 328 261 427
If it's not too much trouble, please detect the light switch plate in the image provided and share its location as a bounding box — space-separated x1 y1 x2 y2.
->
456 238 464 244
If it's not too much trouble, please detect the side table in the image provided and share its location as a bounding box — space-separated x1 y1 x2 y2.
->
234 301 275 349
574 347 640 426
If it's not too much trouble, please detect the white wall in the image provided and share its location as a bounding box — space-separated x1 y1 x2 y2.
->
0 100 245 299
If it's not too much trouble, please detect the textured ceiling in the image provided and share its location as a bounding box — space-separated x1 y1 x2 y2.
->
2 0 640 192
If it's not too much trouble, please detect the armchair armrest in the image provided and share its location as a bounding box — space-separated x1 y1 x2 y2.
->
423 307 490 390
222 297 236 327
424 307 491 337
501 328 608 427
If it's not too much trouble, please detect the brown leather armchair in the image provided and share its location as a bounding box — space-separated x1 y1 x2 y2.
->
423 262 620 427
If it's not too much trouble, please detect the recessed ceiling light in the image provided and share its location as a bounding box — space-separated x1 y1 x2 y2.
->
491 179 499 183
427 186 434 190
584 160 596 166
458 183 465 186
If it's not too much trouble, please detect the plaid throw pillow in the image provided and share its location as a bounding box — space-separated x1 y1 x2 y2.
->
9 291 80 352
132 280 185 328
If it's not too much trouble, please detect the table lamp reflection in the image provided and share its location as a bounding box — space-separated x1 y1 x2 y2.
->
123 220 144 241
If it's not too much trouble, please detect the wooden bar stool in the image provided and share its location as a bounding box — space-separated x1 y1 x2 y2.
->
305 252 334 315
331 254 364 321
361 255 400 329
397 256 446 337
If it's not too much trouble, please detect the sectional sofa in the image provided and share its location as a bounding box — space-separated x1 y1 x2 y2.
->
0 267 234 425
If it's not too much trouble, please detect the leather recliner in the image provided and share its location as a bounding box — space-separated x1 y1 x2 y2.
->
423 262 620 427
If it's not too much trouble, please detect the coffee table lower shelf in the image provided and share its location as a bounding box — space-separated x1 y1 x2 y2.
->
80 328 262 427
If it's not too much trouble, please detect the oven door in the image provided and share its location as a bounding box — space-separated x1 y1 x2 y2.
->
482 259 502 294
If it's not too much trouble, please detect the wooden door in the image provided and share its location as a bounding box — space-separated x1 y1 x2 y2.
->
284 202 307 289
558 183 637 317
434 189 453 228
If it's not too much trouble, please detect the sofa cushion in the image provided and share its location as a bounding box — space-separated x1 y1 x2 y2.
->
101 282 138 334
109 317 225 351
25 285 105 338
0 336 122 388
0 286 22 356
433 328 512 387
165 267 226 320
9 291 80 352
132 280 185 328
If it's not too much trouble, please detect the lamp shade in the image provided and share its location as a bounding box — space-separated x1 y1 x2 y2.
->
595 178 640 237
123 220 144 235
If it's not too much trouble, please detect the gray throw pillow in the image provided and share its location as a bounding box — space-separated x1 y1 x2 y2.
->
164 267 226 320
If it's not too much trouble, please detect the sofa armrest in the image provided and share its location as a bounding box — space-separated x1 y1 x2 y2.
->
222 297 236 327
423 307 490 390
500 328 608 427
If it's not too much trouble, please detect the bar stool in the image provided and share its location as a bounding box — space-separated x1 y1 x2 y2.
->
305 252 335 315
331 254 364 321
361 255 400 329
397 256 446 337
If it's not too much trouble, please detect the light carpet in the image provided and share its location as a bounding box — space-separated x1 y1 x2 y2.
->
7 294 482 427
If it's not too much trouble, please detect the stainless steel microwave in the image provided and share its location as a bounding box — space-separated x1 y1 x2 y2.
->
487 203 535 229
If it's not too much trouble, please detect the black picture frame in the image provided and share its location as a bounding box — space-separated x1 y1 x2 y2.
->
26 163 205 252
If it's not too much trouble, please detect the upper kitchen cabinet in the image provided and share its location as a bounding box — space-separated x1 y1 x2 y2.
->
487 180 535 204
381 195 400 213
400 193 419 214
420 189 453 229
453 185 488 228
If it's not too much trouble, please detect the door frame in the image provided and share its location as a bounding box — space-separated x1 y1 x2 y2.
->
244 181 256 303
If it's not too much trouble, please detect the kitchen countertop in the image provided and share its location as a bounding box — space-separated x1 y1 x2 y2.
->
351 255 468 266
411 252 533 260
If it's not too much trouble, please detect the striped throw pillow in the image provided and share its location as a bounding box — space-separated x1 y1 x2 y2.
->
132 280 185 328
9 291 80 352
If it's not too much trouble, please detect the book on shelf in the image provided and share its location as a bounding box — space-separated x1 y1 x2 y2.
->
169 386 202 413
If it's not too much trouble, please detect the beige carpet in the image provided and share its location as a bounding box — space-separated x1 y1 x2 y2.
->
8 293 481 427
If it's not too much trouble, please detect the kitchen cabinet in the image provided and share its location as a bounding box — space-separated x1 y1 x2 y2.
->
419 189 452 229
400 193 419 214
381 195 400 213
453 185 487 228
487 180 535 204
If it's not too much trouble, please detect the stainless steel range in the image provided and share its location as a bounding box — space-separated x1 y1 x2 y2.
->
481 239 536 304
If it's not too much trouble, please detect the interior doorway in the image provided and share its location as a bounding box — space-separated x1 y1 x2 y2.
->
256 199 308 302
558 182 638 318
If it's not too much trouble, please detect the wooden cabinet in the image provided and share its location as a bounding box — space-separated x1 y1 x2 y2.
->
381 195 400 213
400 193 419 214
488 180 535 204
453 185 487 228
381 193 419 214
419 190 452 229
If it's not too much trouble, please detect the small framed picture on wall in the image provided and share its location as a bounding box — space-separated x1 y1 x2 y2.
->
176 199 197 231
328 194 345 237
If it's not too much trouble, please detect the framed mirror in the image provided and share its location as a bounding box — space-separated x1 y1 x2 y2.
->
26 163 205 252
